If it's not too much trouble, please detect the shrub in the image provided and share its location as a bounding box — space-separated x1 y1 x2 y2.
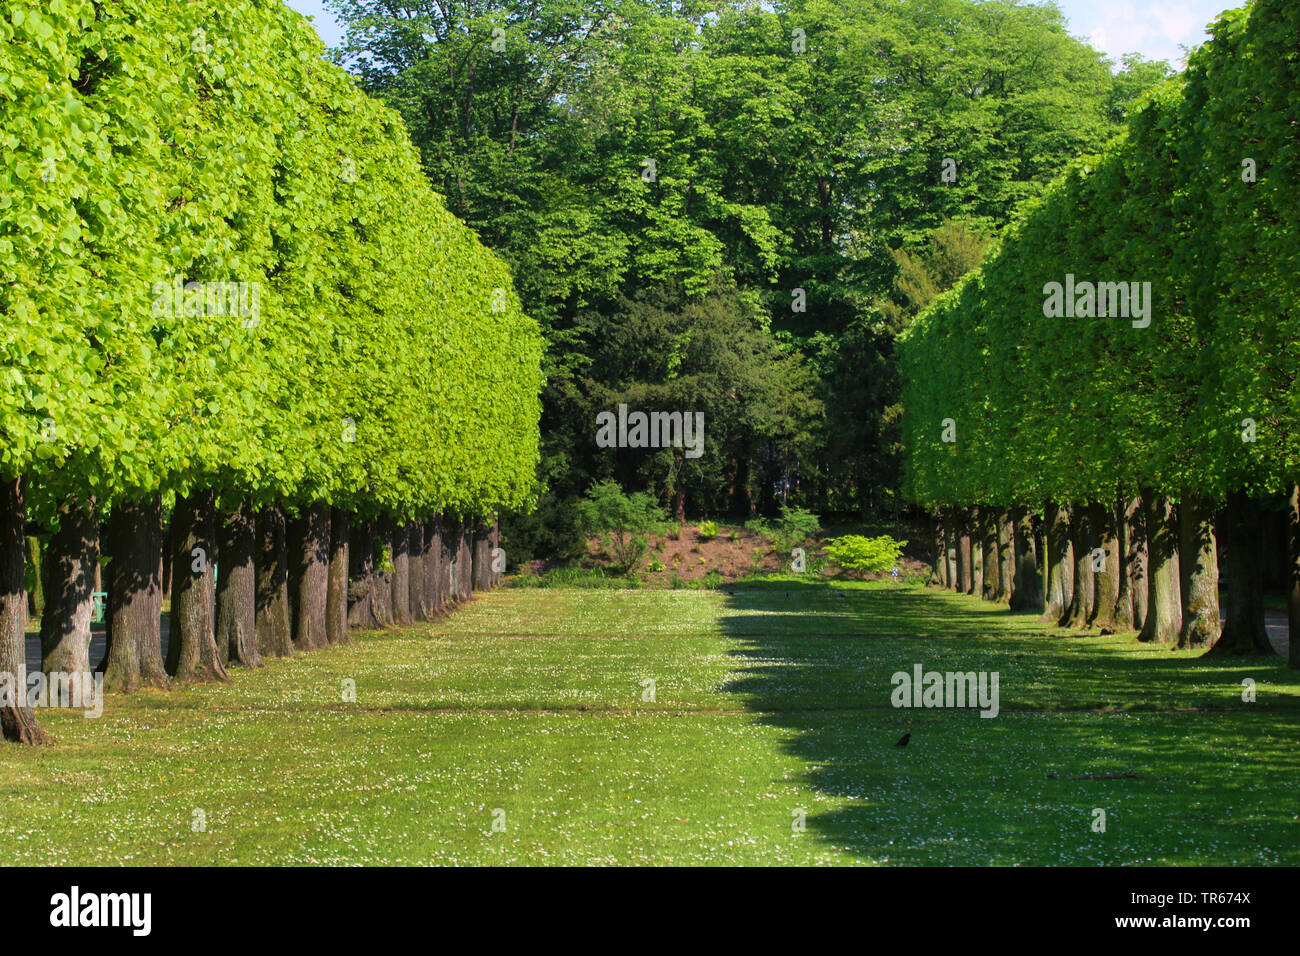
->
778 505 821 546
698 519 719 540
824 535 907 576
574 479 667 572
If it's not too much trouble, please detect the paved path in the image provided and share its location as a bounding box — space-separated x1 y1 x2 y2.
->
25 621 172 672
1265 609 1289 657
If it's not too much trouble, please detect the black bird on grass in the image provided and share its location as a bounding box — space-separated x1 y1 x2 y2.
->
895 733 910 747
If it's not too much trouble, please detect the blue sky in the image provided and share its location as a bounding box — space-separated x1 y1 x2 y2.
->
284 1 1232 69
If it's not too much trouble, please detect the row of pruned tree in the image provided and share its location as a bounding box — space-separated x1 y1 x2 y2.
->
0 0 542 742
899 0 1299 664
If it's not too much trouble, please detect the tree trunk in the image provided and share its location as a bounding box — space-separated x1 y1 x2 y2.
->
255 503 294 658
216 500 260 667
1207 492 1274 656
1288 483 1299 669
39 494 99 698
965 508 981 597
409 521 426 621
25 534 43 619
491 517 502 587
1041 502 1071 623
1061 503 1094 628
979 510 998 601
166 490 227 683
291 503 331 651
472 519 493 591
101 496 170 693
1008 506 1043 612
391 519 411 626
326 508 351 645
1177 493 1220 649
945 508 959 590
930 513 946 587
457 519 473 600
347 518 376 629
1123 495 1148 630
430 514 448 613
372 516 394 627
956 509 973 594
160 520 173 604
1138 492 1182 644
1113 495 1134 629
996 510 1014 603
1087 500 1124 631
1 477 45 744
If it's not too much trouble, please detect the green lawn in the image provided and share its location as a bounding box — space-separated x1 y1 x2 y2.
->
2 580 1297 865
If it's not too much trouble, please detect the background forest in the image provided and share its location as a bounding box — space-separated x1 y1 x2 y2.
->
326 0 1171 559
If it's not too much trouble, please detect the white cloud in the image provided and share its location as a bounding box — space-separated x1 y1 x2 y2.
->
1057 0 1227 68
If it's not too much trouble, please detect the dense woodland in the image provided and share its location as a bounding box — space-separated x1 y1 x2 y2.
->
326 0 1172 554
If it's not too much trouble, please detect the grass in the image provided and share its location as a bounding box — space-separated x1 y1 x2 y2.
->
2 579 1298 865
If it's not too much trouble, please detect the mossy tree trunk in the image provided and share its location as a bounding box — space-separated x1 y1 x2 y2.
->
1177 493 1220 649
1087 500 1124 631
996 510 1014 604
979 509 998 601
945 508 959 591
1138 492 1182 645
1008 506 1043 612
1123 495 1149 630
1061 503 1094 628
930 512 946 587
1042 502 1071 623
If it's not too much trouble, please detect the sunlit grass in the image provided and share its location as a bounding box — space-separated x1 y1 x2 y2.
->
1 580 1296 865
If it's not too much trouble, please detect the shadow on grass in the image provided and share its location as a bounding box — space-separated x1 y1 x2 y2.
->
718 578 1300 864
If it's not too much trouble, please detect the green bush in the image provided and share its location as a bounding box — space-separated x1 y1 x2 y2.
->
574 480 667 572
824 535 907 576
698 520 719 540
778 506 821 546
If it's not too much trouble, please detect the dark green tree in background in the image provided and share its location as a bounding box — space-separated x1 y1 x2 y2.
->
328 0 1172 557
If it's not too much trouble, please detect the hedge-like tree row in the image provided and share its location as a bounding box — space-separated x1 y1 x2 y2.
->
898 0 1298 662
1 0 542 742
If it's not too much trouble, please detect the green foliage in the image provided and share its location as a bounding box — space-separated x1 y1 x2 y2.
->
0 0 542 522
824 535 907 576
574 479 667 572
698 520 719 541
776 505 820 548
900 0 1300 509
333 0 1149 523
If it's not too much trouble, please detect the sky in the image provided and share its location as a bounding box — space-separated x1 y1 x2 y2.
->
284 0 1232 70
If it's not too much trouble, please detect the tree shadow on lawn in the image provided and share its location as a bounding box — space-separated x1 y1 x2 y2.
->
718 579 1300 864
